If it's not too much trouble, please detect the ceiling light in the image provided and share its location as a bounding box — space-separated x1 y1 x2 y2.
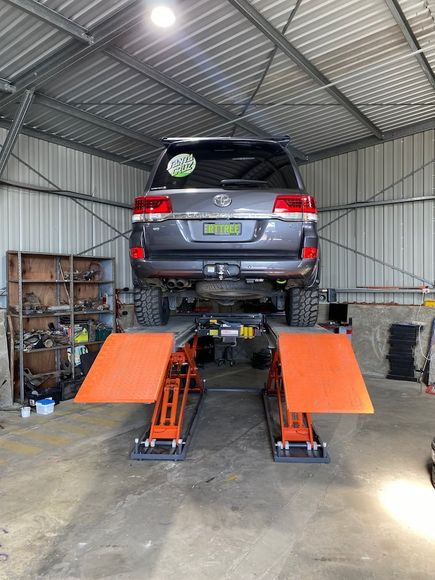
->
151 5 176 28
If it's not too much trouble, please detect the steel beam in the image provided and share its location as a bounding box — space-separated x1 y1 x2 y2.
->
385 0 435 91
227 0 383 139
319 194 435 212
0 77 15 94
0 0 308 161
0 177 131 209
0 118 150 170
77 230 132 255
0 89 34 177
34 94 161 149
105 46 267 138
334 288 435 294
317 156 433 232
0 0 144 111
3 0 94 44
305 116 435 162
319 235 433 286
105 46 307 159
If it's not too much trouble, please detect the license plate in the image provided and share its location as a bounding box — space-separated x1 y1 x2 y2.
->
203 222 242 236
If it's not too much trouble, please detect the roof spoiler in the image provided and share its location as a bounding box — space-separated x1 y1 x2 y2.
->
271 135 291 145
161 135 293 146
160 136 306 161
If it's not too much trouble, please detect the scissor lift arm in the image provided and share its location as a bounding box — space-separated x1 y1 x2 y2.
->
75 317 373 463
264 333 373 462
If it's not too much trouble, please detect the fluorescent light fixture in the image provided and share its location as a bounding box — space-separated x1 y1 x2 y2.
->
151 5 176 28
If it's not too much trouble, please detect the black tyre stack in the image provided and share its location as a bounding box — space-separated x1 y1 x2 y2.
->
386 323 421 382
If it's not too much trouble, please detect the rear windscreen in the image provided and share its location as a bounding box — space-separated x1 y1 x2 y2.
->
150 141 300 190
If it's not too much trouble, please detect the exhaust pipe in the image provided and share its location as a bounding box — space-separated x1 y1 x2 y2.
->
167 279 189 289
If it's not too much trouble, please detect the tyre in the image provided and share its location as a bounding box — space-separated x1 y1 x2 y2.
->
285 287 319 327
134 285 170 326
196 279 272 300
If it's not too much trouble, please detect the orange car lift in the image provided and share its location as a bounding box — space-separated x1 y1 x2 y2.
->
75 315 373 462
264 332 373 462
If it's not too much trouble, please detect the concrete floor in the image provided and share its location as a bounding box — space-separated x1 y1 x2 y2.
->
1 365 435 579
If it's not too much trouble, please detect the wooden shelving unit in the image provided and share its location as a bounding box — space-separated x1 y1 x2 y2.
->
7 251 115 403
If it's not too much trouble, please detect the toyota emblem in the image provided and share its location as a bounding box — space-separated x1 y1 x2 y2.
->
213 194 232 208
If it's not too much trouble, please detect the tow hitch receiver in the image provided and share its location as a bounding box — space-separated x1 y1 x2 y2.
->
203 263 240 279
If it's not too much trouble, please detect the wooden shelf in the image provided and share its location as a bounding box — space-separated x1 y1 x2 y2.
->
21 340 107 353
7 251 116 402
9 279 114 284
10 310 113 318
74 310 113 315
22 344 70 353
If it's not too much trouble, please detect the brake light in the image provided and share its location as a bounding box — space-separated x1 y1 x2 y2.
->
132 195 173 222
302 247 318 259
130 247 145 259
273 195 317 220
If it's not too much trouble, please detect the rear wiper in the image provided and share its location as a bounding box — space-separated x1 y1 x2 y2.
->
220 179 268 188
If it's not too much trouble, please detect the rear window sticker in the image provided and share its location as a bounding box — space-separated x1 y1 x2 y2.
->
167 153 196 178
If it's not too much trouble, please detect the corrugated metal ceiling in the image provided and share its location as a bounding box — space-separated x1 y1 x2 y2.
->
0 0 434 168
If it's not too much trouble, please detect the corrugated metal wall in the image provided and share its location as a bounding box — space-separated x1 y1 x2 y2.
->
0 128 148 307
300 129 435 304
1 127 433 307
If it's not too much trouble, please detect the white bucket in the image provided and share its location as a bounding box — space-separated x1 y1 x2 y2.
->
35 398 55 415
21 406 31 418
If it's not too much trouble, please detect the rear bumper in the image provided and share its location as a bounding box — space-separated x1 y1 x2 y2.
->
131 257 319 286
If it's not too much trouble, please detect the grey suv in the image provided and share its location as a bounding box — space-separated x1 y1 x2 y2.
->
130 137 320 326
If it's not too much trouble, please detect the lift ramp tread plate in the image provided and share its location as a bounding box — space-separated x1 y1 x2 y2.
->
279 333 374 414
75 333 174 404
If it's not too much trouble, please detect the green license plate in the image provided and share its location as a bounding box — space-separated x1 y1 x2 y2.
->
203 222 242 236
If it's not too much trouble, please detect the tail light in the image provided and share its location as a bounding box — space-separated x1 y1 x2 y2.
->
302 247 318 259
132 195 173 222
130 247 145 259
273 195 317 221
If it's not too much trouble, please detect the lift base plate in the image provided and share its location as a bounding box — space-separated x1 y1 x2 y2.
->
130 391 205 461
263 392 330 463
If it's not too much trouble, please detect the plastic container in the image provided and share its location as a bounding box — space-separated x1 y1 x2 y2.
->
35 398 55 415
21 406 31 418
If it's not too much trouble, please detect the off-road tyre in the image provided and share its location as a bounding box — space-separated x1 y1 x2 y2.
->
285 287 319 327
134 285 170 326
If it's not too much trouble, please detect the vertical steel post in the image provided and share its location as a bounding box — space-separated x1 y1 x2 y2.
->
0 89 34 178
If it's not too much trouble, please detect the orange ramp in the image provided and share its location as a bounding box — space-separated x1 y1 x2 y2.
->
278 333 374 414
75 333 174 404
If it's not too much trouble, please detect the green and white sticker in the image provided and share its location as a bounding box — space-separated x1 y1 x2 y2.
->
167 153 196 177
